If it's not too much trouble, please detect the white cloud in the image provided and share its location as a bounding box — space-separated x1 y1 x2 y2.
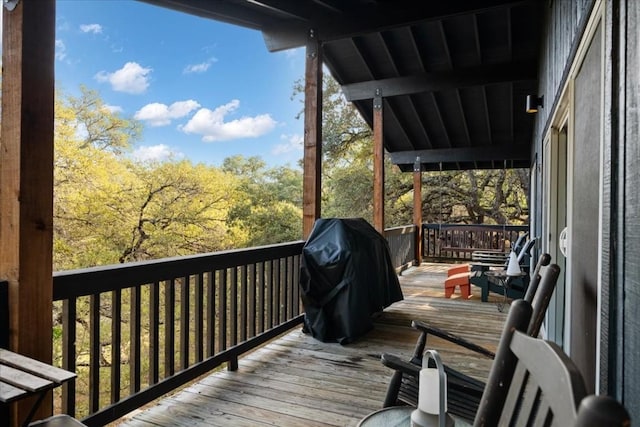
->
273 133 303 155
180 100 277 142
56 18 70 33
134 100 200 127
183 58 217 74
55 39 67 61
80 23 103 34
102 105 123 114
132 144 182 162
95 62 152 94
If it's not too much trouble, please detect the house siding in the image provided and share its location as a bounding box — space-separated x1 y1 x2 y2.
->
620 0 640 419
531 0 639 418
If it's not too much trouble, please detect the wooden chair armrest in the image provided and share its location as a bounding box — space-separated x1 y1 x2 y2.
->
411 320 496 359
380 353 421 376
447 264 470 276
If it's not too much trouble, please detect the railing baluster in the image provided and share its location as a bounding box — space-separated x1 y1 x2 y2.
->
218 269 227 352
130 285 141 393
195 273 204 362
62 298 76 416
281 258 288 323
164 279 175 377
149 282 160 385
89 294 100 413
248 264 256 338
257 262 265 334
240 265 248 342
286 256 293 319
266 261 274 329
230 267 238 346
206 272 215 357
180 276 190 370
111 290 121 404
293 255 301 316
271 259 282 327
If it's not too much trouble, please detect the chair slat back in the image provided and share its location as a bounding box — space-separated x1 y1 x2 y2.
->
474 299 533 427
497 330 587 427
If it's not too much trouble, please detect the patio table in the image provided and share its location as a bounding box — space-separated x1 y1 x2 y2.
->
357 406 472 426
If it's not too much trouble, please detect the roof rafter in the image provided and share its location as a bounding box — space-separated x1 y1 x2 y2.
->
341 61 536 101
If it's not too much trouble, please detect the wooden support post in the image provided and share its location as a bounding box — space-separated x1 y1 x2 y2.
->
302 29 322 239
373 91 385 233
413 159 423 265
0 1 56 424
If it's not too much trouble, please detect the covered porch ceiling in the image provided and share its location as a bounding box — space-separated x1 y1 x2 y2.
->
140 0 544 171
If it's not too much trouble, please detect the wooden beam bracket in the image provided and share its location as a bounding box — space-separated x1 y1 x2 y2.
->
373 88 382 110
306 28 317 58
413 156 422 173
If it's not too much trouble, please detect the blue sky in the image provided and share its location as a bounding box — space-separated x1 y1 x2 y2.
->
53 0 306 168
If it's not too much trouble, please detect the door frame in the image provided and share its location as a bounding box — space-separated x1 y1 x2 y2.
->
542 111 570 345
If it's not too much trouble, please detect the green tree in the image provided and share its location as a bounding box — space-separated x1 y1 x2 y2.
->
222 155 303 246
54 88 240 269
421 169 529 225
115 160 239 263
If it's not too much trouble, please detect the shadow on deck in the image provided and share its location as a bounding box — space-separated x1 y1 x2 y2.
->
116 263 508 427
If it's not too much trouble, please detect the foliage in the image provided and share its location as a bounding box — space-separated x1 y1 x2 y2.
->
222 155 303 247
53 89 304 270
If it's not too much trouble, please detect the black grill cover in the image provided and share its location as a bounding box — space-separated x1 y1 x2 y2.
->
299 218 403 344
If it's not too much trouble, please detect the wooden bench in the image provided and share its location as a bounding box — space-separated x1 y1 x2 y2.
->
0 348 85 426
1 280 85 427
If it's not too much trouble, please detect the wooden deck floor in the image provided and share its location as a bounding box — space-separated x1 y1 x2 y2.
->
117 263 508 427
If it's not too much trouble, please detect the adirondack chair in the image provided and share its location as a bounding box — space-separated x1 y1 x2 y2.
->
381 254 556 423
444 237 538 302
475 304 631 426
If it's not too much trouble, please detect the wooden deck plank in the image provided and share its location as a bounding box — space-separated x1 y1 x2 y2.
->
116 263 508 427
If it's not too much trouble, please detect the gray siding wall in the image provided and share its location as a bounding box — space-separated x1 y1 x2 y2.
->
531 0 639 418
531 0 595 146
530 0 595 250
620 0 640 419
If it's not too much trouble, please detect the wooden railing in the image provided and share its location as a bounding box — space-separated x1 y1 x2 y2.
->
384 225 417 272
52 241 305 426
45 222 530 424
45 223 432 425
422 223 529 262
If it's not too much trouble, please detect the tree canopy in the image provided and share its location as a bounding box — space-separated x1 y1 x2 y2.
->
52 76 527 271
53 88 302 271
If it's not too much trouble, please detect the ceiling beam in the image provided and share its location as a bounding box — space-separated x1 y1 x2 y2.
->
389 144 530 165
262 0 533 51
341 61 536 101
